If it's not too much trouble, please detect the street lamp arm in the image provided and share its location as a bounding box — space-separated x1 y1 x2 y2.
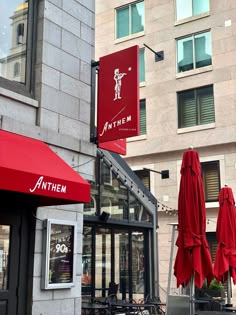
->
143 167 162 175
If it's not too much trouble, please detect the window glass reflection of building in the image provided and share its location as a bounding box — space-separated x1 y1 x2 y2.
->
176 0 209 21
177 31 212 73
0 1 28 83
0 225 10 290
116 1 144 39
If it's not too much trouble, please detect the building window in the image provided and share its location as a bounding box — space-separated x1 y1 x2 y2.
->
140 99 146 135
17 23 24 44
134 169 150 190
116 1 144 39
177 31 212 73
176 0 209 20
14 62 20 77
178 85 215 128
0 0 35 96
139 48 145 83
102 163 112 186
201 161 220 202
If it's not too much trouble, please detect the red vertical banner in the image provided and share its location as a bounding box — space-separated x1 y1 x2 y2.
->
97 46 140 144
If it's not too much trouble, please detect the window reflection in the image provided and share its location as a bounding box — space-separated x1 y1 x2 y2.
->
116 1 144 39
132 232 144 300
0 225 10 290
95 229 111 297
82 227 92 296
177 31 212 73
176 0 209 20
0 0 28 83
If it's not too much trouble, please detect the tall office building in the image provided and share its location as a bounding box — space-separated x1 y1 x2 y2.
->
96 0 236 302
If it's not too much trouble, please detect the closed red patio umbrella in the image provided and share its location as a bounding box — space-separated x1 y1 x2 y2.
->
214 186 236 304
174 148 213 314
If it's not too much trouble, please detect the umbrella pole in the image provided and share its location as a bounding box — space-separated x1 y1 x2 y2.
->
189 272 195 315
227 270 232 305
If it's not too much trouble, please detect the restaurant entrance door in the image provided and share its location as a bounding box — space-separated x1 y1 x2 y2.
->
0 209 31 315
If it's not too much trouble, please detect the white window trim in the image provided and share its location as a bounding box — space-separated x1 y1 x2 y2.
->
127 134 147 142
177 122 215 134
114 31 145 44
175 12 210 26
0 87 38 108
176 65 213 79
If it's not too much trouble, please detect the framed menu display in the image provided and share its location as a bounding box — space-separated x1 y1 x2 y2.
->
41 219 77 289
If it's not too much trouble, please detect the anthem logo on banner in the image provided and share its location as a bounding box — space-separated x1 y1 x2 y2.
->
97 45 140 144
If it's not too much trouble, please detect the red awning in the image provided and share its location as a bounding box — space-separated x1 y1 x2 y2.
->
0 130 90 206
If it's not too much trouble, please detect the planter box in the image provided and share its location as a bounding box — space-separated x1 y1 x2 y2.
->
196 288 225 298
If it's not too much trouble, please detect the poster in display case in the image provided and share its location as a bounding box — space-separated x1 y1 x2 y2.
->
41 219 77 289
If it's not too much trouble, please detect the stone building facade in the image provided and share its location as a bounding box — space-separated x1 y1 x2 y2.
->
0 1 96 314
95 0 236 303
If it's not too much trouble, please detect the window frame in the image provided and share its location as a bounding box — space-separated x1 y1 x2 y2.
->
177 85 215 129
115 0 144 40
201 161 221 202
176 30 212 73
0 0 37 97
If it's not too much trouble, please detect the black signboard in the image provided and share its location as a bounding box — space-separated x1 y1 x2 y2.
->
41 220 77 289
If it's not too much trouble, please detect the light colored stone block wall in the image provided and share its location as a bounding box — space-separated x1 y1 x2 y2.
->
96 0 236 304
0 0 95 314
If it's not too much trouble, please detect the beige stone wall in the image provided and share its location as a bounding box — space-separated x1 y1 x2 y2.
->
96 0 236 304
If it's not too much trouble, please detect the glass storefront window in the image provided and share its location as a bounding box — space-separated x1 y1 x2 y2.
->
115 231 129 301
82 227 92 296
95 228 111 297
0 225 10 290
0 1 28 83
101 162 129 220
132 232 144 301
130 192 153 223
84 195 97 216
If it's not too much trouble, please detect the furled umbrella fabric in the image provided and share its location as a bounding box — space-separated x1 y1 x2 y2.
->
174 149 213 289
214 186 236 284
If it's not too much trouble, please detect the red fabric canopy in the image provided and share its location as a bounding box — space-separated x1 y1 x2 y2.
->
174 149 213 288
0 130 90 206
214 186 236 284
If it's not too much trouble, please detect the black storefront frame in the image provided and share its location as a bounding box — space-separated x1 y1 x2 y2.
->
0 194 36 315
82 149 158 300
82 221 152 301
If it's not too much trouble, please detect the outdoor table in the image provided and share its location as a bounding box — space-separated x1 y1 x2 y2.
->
82 302 110 315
